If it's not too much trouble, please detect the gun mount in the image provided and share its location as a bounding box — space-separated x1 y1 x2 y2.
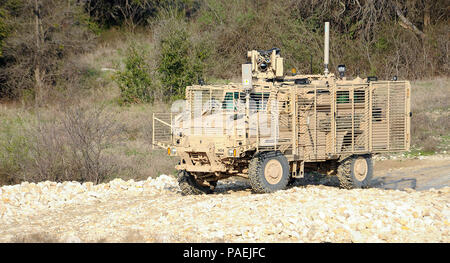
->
247 48 283 81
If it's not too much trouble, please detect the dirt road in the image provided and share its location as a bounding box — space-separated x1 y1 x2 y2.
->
0 156 449 243
372 157 450 191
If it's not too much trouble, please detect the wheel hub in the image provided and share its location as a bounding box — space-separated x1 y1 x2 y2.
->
264 159 283 184
354 157 368 181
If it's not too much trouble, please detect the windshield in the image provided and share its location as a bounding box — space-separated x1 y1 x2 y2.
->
221 91 270 111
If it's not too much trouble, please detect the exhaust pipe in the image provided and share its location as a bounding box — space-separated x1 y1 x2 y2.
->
324 22 329 76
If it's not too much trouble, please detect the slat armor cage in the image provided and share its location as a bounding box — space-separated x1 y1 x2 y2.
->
153 80 410 163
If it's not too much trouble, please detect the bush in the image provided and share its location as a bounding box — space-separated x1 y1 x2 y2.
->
115 44 154 104
60 104 122 183
0 104 122 184
0 8 8 57
0 116 33 183
155 13 205 100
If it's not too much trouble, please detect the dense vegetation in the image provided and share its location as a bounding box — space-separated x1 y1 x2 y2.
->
0 0 448 101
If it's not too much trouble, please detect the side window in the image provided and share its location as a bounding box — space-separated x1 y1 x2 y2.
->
337 90 366 104
250 92 269 111
222 92 270 111
354 90 366 104
222 92 233 110
336 91 350 104
222 92 241 110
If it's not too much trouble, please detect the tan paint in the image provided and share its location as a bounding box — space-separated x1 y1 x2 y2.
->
153 49 411 182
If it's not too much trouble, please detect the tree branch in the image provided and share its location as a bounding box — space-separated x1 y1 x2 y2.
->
394 3 425 39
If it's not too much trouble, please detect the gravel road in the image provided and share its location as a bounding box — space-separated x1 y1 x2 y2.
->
0 156 449 243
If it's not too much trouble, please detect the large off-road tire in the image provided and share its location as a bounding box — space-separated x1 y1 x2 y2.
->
248 151 290 193
178 170 215 195
336 154 373 189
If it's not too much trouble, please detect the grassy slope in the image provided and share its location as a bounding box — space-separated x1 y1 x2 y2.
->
409 78 450 155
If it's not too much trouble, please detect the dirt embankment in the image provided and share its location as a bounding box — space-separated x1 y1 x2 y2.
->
0 156 449 243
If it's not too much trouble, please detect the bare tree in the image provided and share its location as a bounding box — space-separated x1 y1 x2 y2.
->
34 0 44 105
84 0 159 30
0 0 95 101
394 1 425 39
61 104 122 183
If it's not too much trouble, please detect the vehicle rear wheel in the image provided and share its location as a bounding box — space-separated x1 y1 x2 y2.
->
248 151 290 193
336 154 373 189
178 170 215 195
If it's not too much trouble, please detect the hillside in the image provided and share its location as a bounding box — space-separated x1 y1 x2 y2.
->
0 0 448 101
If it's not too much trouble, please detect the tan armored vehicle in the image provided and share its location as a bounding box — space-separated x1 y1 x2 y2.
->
153 22 411 195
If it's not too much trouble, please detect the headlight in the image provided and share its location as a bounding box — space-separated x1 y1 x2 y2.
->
228 149 237 157
228 149 233 156
168 147 176 155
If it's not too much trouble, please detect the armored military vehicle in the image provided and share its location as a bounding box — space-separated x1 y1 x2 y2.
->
153 22 411 195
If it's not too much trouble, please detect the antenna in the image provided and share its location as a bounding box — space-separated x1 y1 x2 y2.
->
324 22 330 76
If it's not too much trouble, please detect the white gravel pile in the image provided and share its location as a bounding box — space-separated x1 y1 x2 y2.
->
0 175 177 219
0 175 449 243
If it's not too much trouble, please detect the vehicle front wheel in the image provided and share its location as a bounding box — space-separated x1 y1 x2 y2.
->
178 170 215 195
248 151 290 193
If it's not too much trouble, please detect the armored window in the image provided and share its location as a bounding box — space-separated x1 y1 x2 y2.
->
222 92 245 111
336 91 350 104
250 92 270 111
354 90 366 104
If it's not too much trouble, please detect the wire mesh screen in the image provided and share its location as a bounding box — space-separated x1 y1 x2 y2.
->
335 86 369 153
371 82 409 151
152 112 172 147
297 87 332 159
153 85 293 150
153 81 409 155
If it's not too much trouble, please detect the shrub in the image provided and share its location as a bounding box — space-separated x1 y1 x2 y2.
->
0 8 8 57
0 116 33 183
155 13 205 100
61 104 122 183
115 44 154 104
0 104 122 184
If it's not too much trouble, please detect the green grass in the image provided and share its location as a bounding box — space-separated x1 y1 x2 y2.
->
403 149 436 158
410 78 450 153
124 148 148 157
